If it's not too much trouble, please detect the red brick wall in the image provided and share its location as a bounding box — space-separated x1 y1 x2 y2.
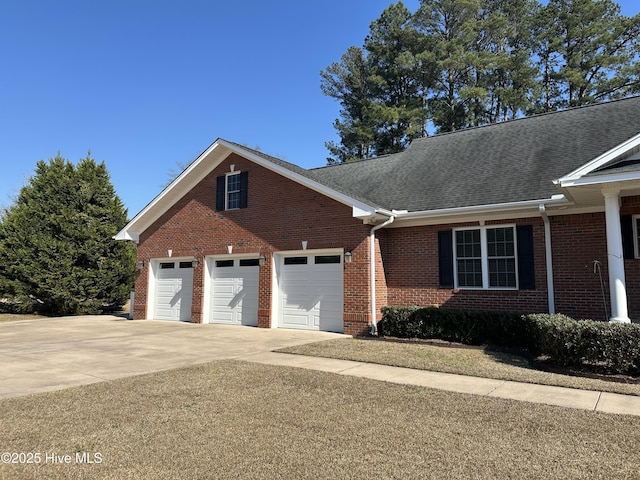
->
133 153 372 335
551 198 640 321
378 199 640 321
133 155 640 329
379 218 549 314
549 212 608 320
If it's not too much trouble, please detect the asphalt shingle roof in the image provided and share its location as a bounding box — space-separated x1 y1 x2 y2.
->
307 97 640 212
227 140 387 208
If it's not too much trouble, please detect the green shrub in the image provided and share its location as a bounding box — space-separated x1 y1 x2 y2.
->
379 307 640 375
379 306 526 347
525 314 640 374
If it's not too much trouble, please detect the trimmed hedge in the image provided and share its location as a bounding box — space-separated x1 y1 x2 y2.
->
378 307 640 375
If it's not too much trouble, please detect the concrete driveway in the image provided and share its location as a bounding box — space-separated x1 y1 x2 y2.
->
0 315 344 399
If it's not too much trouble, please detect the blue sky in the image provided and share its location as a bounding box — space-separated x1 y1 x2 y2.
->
0 0 637 217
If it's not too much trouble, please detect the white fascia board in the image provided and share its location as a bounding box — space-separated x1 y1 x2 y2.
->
115 139 379 241
352 205 377 218
557 133 640 183
392 196 570 223
557 170 640 188
115 139 229 242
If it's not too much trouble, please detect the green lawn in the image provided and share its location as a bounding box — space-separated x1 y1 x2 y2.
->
1 360 638 479
278 337 640 396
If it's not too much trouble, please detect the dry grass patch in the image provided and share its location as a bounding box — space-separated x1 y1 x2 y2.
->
278 338 640 396
0 313 45 323
1 360 639 479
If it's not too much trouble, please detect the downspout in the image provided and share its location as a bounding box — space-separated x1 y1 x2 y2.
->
370 215 395 335
539 204 555 314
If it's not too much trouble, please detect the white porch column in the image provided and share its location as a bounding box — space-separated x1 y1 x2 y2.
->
603 190 631 323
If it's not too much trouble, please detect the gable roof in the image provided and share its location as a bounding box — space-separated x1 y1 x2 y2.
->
311 96 640 212
116 97 640 241
115 139 384 242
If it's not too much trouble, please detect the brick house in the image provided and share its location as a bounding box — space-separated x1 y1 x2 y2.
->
116 97 640 335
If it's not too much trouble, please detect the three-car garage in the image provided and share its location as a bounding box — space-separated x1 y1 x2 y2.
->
147 250 344 332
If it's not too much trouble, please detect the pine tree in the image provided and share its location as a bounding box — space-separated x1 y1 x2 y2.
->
0 154 135 315
364 2 428 153
322 0 640 162
534 0 640 110
321 46 377 163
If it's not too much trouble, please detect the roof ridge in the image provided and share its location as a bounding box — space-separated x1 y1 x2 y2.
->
224 140 295 165
414 95 640 142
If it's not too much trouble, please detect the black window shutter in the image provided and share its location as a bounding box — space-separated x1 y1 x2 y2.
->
621 215 635 259
215 175 225 211
239 171 249 209
517 225 535 290
438 230 454 288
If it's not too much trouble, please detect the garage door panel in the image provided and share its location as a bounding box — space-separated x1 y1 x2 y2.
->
153 262 193 321
279 253 343 332
209 260 259 326
282 314 315 328
213 311 234 323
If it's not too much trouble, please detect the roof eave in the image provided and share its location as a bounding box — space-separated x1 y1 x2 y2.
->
557 171 640 188
387 196 569 226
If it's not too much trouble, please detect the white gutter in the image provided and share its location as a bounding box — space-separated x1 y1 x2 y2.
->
539 204 555 314
391 196 568 221
370 214 395 334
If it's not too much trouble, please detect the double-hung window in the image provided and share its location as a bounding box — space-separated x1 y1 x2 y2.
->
225 173 241 210
216 171 248 211
454 226 517 289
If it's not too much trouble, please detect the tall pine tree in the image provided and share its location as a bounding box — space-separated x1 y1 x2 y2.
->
535 0 640 109
322 0 640 162
320 46 377 163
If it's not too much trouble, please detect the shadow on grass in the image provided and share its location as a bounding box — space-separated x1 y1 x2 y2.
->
484 344 640 385
369 335 640 385
483 345 536 370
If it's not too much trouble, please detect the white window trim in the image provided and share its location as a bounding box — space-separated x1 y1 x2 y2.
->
453 224 519 290
225 171 241 211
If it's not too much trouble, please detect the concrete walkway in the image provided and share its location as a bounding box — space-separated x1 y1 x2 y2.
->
243 351 640 416
1 315 639 416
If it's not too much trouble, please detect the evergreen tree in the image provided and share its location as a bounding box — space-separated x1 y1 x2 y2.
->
321 46 377 163
364 2 429 153
413 0 485 132
322 0 640 162
0 154 135 315
533 0 640 110
476 0 538 122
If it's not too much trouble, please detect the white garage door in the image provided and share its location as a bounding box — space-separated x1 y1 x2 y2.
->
210 258 259 326
154 261 194 321
279 253 343 332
